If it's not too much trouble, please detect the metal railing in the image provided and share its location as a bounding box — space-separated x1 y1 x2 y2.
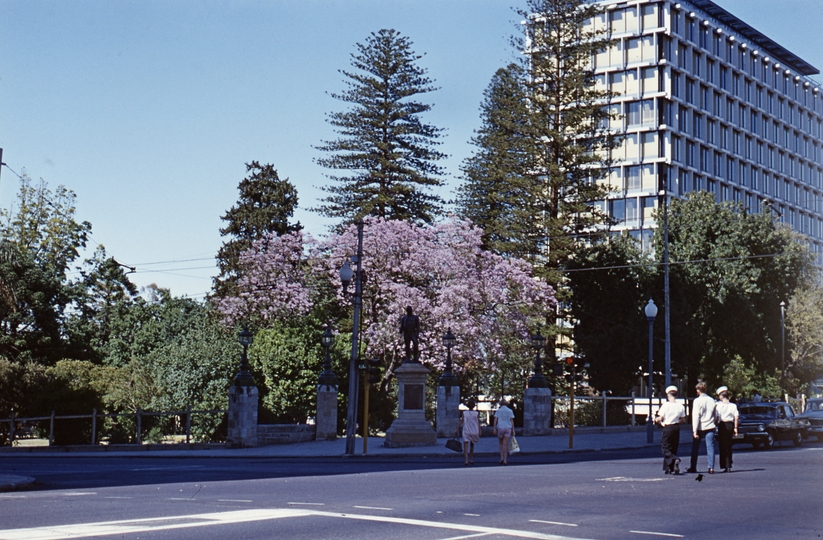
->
550 393 695 428
1 407 228 447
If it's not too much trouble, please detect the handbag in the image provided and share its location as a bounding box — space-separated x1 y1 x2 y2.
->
509 435 520 453
446 438 463 452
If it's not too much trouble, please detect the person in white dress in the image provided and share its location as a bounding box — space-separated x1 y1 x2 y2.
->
459 398 481 466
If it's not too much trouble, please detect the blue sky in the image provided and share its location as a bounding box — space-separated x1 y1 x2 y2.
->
1 0 821 299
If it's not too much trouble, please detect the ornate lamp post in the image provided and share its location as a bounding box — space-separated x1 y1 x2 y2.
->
439 328 458 387
644 299 658 444
234 327 255 386
318 325 338 386
528 332 548 388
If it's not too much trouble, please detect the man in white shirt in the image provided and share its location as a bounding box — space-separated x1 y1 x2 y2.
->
654 385 686 474
687 381 717 474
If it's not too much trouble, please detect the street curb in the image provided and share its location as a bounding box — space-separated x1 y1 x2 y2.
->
0 475 36 491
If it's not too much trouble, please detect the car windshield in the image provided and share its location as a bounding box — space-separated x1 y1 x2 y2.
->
805 400 823 412
739 406 777 418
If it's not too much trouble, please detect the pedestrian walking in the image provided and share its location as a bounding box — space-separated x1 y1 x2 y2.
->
687 381 718 474
493 398 515 465
715 386 739 473
654 385 685 475
460 398 481 465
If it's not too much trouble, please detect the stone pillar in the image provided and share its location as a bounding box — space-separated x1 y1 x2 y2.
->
315 384 338 441
227 385 258 448
523 386 553 436
436 385 460 438
384 362 437 447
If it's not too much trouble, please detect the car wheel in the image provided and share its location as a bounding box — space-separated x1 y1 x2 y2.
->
764 432 776 449
793 431 803 447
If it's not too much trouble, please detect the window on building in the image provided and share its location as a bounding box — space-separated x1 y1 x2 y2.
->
610 8 625 33
708 120 716 145
707 59 715 84
642 132 658 159
642 67 658 94
626 198 639 226
610 198 626 223
626 165 641 190
641 3 658 30
626 70 640 95
642 36 655 62
627 38 641 64
643 164 656 190
693 112 702 139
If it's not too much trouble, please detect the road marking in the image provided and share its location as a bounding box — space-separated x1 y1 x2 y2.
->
314 510 590 539
630 530 684 538
597 477 666 482
440 533 493 540
62 492 96 496
218 499 252 503
353 506 392 511
287 502 325 506
130 466 203 471
104 497 132 500
0 508 592 540
0 495 26 499
530 520 578 527
464 513 481 517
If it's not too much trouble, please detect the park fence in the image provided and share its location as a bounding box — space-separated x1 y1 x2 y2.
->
0 407 228 447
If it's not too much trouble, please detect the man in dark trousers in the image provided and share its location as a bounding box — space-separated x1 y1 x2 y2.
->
399 306 420 362
654 385 686 474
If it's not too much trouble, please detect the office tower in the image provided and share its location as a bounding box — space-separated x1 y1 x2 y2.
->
589 0 822 256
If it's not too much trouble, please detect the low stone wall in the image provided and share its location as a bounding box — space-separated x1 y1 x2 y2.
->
257 424 316 445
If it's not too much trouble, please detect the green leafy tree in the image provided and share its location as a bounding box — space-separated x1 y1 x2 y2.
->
214 162 302 298
0 176 91 364
65 247 139 363
315 29 446 226
658 192 812 390
250 319 347 425
785 283 823 395
566 233 653 394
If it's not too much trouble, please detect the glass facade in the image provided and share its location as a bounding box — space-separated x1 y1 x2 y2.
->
590 0 823 258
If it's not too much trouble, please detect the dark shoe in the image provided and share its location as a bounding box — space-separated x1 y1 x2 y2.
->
673 460 681 475
685 468 698 474
708 468 714 474
723 468 729 473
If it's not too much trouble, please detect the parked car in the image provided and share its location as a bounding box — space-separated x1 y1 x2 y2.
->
796 398 823 441
734 402 809 449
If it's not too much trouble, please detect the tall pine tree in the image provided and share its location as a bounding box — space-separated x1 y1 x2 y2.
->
458 0 619 291
214 162 301 299
456 64 537 259
314 29 446 227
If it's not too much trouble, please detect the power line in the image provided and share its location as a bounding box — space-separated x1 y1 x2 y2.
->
562 251 804 273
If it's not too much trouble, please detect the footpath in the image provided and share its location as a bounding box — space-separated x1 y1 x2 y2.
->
0 425 668 491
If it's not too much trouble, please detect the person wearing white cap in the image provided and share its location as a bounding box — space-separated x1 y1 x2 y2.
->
715 386 739 472
654 385 686 474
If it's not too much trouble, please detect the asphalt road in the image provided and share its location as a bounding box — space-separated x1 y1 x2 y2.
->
0 443 821 539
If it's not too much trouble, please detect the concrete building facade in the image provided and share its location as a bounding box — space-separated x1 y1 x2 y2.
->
586 0 823 255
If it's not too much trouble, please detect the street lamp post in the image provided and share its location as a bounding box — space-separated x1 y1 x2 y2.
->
644 299 658 444
659 188 672 388
318 325 338 387
780 301 786 400
234 327 255 386
339 220 364 456
528 332 548 388
439 328 458 387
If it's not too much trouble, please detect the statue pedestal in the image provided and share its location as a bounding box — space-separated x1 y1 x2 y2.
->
523 386 553 435
384 362 436 447
227 385 258 448
315 384 338 441
436 385 460 438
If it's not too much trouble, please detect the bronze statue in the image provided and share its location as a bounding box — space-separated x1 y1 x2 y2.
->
399 306 420 362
